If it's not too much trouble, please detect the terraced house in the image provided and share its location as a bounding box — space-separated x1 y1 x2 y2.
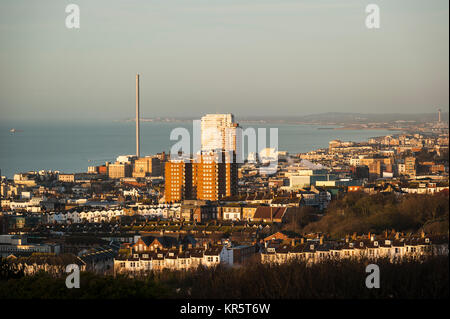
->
113 235 223 273
6 253 86 276
261 233 449 264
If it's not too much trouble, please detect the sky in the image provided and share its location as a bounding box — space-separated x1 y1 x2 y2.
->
0 0 448 122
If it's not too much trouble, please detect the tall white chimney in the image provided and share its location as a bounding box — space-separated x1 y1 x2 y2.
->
136 73 140 157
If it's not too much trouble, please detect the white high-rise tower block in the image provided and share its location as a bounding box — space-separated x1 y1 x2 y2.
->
200 114 238 152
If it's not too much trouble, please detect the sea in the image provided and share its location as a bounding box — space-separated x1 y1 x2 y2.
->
0 120 399 178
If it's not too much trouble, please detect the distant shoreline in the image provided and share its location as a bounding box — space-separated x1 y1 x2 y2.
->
333 127 403 131
120 119 403 131
116 110 449 126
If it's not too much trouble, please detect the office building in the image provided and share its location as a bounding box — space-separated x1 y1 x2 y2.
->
405 157 417 177
108 163 132 179
133 156 161 178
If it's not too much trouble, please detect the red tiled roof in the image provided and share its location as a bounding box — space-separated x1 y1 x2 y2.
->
253 207 287 220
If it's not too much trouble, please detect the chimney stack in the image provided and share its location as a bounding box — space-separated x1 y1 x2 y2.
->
136 73 140 158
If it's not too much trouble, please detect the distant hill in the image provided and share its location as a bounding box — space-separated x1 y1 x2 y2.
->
238 112 448 124
129 111 448 125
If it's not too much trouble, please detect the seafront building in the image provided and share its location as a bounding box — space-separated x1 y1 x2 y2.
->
133 156 161 178
108 162 132 179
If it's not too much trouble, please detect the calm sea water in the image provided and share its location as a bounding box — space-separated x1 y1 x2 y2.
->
0 121 398 178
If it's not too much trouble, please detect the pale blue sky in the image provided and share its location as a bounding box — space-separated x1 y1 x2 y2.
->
0 0 448 121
